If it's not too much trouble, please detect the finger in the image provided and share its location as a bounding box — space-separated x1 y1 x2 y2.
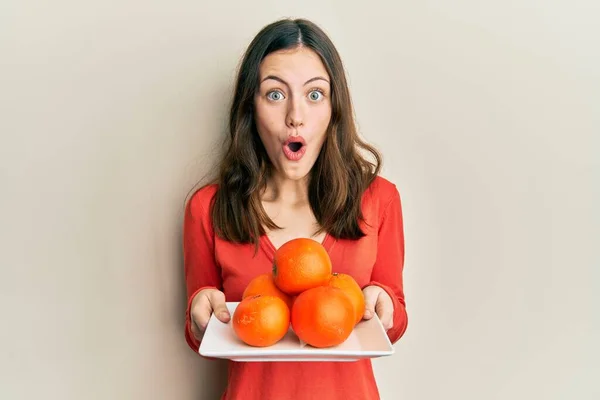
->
191 290 221 331
191 292 214 331
208 290 231 323
362 287 379 320
375 292 394 330
190 317 203 340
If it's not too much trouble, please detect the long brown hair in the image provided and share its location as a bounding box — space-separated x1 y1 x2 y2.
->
209 18 382 246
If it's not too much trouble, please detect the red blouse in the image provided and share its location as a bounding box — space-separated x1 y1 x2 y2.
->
183 175 408 400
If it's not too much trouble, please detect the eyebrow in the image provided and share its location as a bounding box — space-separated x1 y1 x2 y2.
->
260 75 330 86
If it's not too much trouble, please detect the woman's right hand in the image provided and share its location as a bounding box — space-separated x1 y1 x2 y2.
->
190 288 231 340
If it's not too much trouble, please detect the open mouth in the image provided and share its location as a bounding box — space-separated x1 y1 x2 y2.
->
283 136 307 161
287 141 304 152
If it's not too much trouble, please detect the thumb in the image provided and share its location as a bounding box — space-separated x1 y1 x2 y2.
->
362 286 379 320
208 290 230 323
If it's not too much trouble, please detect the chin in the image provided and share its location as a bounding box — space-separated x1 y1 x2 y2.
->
282 169 310 181
276 161 312 181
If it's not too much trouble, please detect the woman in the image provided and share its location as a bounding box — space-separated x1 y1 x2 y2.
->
183 18 408 400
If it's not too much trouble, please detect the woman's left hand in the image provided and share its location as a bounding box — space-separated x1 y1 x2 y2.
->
362 285 394 330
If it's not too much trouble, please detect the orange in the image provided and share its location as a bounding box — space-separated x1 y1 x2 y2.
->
242 272 294 310
328 272 365 325
272 238 332 296
291 285 355 348
232 295 290 347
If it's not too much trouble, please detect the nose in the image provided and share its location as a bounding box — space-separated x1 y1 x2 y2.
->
288 116 303 128
286 96 304 129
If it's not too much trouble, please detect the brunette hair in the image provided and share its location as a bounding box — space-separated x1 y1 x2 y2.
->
209 18 382 245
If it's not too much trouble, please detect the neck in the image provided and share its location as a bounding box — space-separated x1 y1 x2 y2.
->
262 172 310 206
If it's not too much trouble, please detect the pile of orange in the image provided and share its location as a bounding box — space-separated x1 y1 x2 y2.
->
232 238 365 348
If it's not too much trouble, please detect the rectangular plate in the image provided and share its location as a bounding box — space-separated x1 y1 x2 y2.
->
199 302 395 362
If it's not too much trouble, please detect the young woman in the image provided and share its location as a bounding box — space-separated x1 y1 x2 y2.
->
183 18 408 400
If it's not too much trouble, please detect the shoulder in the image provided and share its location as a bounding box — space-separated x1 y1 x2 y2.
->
364 175 400 204
185 183 219 220
361 175 402 220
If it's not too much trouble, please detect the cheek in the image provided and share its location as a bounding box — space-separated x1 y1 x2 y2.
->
311 105 332 137
255 104 284 138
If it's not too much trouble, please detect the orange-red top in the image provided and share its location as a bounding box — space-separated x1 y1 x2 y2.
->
184 175 408 400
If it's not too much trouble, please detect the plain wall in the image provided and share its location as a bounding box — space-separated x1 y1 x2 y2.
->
1 1 598 399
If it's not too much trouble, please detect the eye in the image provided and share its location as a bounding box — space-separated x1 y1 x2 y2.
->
267 90 285 101
308 89 324 102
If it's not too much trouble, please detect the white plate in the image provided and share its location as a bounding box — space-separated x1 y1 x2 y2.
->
198 302 395 362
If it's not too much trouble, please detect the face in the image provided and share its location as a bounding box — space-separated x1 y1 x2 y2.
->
254 46 332 182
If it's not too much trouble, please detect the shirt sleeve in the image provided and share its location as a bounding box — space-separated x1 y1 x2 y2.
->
183 191 223 352
366 186 408 344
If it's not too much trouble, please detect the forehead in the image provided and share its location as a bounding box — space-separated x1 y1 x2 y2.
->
259 46 330 83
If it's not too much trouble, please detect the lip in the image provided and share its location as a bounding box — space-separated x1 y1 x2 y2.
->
282 135 307 161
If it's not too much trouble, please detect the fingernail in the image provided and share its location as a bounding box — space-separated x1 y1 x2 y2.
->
219 312 230 319
364 310 372 318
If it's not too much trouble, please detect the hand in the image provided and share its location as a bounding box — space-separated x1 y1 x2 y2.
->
362 285 394 330
190 288 230 340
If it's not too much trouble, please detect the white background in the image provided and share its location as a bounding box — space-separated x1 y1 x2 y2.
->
1 1 598 399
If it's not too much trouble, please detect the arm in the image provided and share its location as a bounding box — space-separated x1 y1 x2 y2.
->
366 186 408 344
183 191 222 351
